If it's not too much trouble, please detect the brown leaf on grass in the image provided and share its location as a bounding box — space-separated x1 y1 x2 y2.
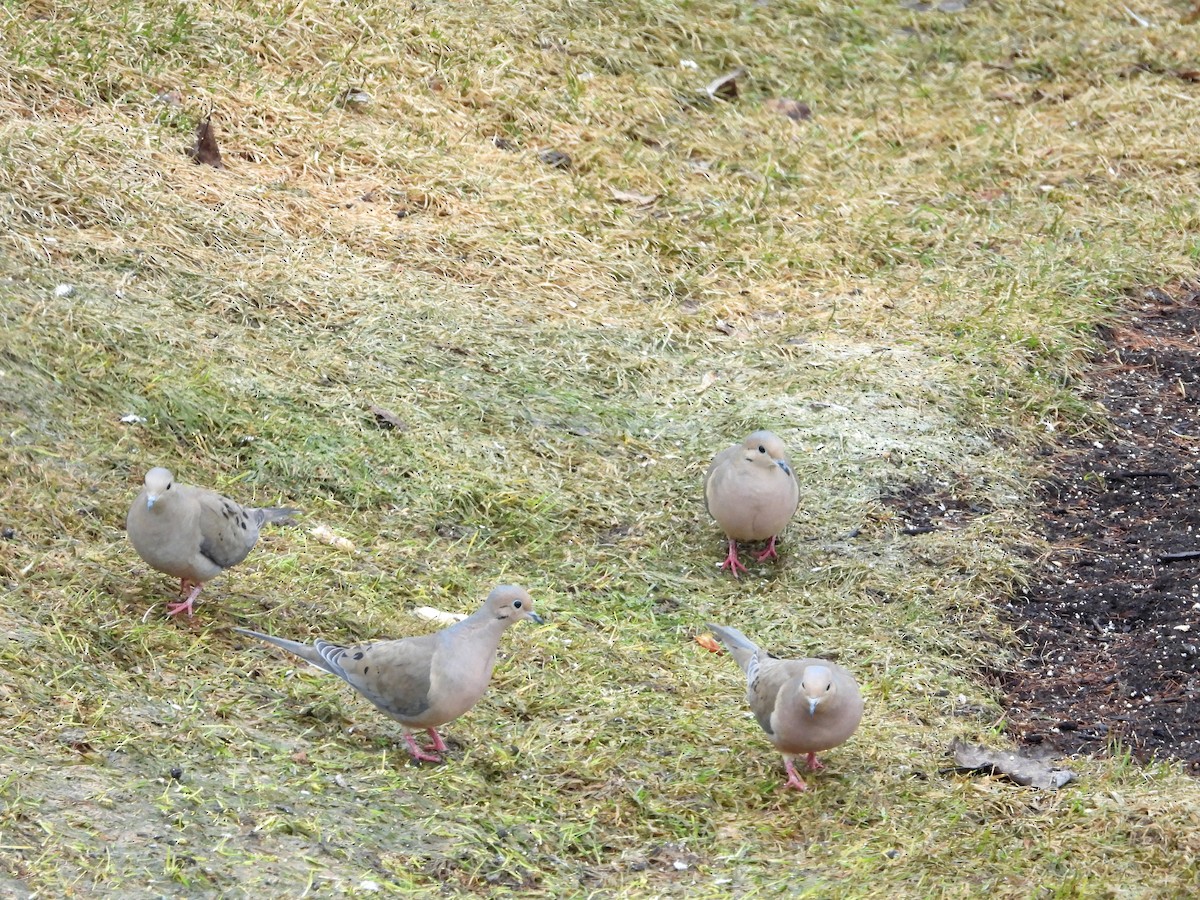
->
695 633 722 653
1176 69 1200 83
538 148 572 169
1185 3 1200 24
369 404 408 430
951 739 1077 789
765 98 812 121
187 116 224 169
705 67 746 101
337 87 372 110
609 187 658 206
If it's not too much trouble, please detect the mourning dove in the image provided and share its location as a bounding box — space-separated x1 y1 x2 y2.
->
234 585 543 763
708 623 863 791
704 430 799 576
126 467 299 617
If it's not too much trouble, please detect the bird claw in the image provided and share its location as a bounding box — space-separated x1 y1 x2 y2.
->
166 587 203 617
783 758 809 791
404 733 444 763
805 752 825 771
755 536 780 562
719 542 748 578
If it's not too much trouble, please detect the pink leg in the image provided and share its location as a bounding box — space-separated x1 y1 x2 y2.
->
403 732 442 763
805 752 825 771
166 582 204 617
755 535 780 562
719 540 748 577
783 757 809 791
425 728 449 754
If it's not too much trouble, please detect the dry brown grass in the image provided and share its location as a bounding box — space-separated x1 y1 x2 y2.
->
3 0 1200 896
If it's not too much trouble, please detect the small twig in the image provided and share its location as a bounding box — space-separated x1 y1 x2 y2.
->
1158 551 1200 564
1123 5 1152 27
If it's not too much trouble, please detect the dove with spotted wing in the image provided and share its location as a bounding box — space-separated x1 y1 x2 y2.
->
234 585 543 762
126 467 298 617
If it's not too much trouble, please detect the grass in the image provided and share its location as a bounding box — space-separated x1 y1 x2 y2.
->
2 0 1200 895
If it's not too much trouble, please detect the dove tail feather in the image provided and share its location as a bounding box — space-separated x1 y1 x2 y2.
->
707 623 759 674
233 627 337 675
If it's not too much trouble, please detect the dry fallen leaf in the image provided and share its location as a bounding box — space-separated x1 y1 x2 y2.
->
187 116 224 169
538 148 572 169
369 404 408 430
705 67 747 101
765 98 812 122
309 524 355 553
338 87 372 110
695 633 722 653
609 187 658 206
696 371 719 393
412 606 469 626
951 739 1077 789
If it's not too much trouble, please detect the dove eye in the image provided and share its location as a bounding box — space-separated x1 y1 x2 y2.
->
513 600 523 609
758 445 766 454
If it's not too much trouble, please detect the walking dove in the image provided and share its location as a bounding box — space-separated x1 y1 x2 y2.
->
708 623 863 791
126 467 298 617
704 430 799 576
234 584 543 763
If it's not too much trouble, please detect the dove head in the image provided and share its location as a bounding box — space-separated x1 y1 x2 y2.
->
143 467 175 509
484 584 544 625
742 430 792 477
799 665 836 716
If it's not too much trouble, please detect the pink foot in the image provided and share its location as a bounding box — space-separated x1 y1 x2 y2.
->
755 536 780 562
783 757 809 792
403 732 442 763
805 752 825 771
425 728 449 754
719 540 748 578
166 582 203 618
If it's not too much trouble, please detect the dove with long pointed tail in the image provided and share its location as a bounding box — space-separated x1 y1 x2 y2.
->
234 585 543 763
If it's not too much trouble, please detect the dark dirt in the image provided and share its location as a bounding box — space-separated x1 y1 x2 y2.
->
1002 286 1200 770
885 286 1200 771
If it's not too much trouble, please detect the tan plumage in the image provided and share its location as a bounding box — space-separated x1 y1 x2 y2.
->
704 431 799 576
234 585 543 763
126 467 298 617
708 623 863 791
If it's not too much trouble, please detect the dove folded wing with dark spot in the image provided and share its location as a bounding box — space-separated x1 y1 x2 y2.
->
197 493 297 570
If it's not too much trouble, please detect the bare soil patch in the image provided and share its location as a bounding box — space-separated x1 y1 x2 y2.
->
1003 287 1200 770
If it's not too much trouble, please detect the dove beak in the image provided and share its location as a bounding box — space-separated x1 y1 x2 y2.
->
777 459 792 476
807 696 821 716
146 494 159 510
528 611 545 625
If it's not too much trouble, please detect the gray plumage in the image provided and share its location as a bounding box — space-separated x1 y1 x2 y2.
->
708 622 863 791
704 430 799 576
126 467 298 617
235 584 543 762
